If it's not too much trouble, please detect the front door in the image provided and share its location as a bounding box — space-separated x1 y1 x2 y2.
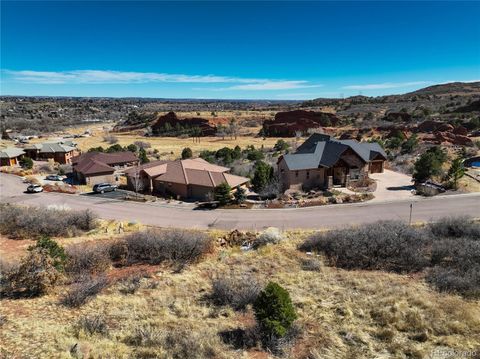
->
333 167 346 186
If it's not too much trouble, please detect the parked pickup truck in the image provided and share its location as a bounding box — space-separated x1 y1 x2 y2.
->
93 183 118 194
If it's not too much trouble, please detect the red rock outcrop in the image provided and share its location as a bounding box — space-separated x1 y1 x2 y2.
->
262 110 340 137
434 131 473 146
453 126 468 136
417 120 445 133
151 112 216 136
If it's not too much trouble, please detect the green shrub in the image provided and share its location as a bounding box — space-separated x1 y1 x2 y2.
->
251 160 274 192
181 147 193 159
19 156 33 169
273 139 290 152
253 282 297 338
234 186 246 203
29 236 67 271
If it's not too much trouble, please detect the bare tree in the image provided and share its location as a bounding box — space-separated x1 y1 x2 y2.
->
131 166 145 196
228 118 239 140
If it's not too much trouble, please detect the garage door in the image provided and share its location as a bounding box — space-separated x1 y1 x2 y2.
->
370 161 383 173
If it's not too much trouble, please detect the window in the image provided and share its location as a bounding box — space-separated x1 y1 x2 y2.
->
295 171 299 178
306 171 310 179
350 168 360 180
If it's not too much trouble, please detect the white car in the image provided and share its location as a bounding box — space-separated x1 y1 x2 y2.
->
27 184 43 193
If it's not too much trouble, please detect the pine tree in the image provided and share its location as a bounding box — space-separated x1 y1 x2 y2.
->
253 282 297 338
214 182 232 205
139 147 149 164
447 157 465 189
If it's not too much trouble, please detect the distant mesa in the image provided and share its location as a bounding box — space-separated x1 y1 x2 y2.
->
262 110 340 137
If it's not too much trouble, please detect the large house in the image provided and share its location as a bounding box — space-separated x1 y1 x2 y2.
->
125 158 249 201
72 151 139 185
23 142 79 164
0 147 25 166
278 134 387 191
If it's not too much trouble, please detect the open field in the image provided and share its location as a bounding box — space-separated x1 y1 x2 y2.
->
1 229 479 358
1 122 288 161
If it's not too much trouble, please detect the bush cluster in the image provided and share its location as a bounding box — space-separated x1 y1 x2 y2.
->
300 217 480 297
0 204 97 239
75 315 109 336
65 243 111 277
428 217 480 297
127 326 221 359
300 221 429 272
211 275 261 310
61 276 110 308
1 248 61 298
122 229 213 267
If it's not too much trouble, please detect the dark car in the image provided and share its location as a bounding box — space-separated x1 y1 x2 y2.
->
93 183 117 194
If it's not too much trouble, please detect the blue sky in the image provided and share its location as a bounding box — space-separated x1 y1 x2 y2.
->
1 1 479 99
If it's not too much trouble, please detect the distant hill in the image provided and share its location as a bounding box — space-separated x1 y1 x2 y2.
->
300 81 480 118
406 81 480 96
303 81 480 106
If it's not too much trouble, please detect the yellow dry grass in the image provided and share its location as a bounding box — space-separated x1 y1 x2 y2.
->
2 122 289 161
1 232 479 358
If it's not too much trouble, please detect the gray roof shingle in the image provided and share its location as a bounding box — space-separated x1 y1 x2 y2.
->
281 135 386 171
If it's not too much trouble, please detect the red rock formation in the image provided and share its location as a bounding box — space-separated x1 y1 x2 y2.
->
417 120 445 133
151 112 216 136
262 110 340 137
453 126 468 136
434 131 473 146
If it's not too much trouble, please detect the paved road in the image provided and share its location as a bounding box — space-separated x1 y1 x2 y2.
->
1 173 479 230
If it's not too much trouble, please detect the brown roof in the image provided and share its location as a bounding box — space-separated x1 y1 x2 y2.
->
72 151 138 166
75 159 115 175
73 151 138 176
126 158 248 189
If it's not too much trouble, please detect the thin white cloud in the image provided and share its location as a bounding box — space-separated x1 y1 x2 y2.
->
342 81 430 90
227 81 323 91
2 69 321 91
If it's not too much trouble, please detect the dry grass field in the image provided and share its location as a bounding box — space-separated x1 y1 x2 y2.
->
2 121 288 161
1 229 479 359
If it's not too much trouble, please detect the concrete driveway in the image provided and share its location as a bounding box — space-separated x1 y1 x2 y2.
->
370 169 415 203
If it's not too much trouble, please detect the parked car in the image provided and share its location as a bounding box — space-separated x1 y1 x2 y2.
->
93 183 117 194
45 174 63 181
27 184 43 193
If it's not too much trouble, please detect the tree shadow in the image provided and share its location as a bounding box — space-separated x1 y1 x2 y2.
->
386 185 415 191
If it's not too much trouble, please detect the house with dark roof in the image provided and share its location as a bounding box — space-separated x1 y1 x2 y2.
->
124 158 249 201
278 134 387 191
72 151 139 185
24 142 79 164
0 147 25 166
